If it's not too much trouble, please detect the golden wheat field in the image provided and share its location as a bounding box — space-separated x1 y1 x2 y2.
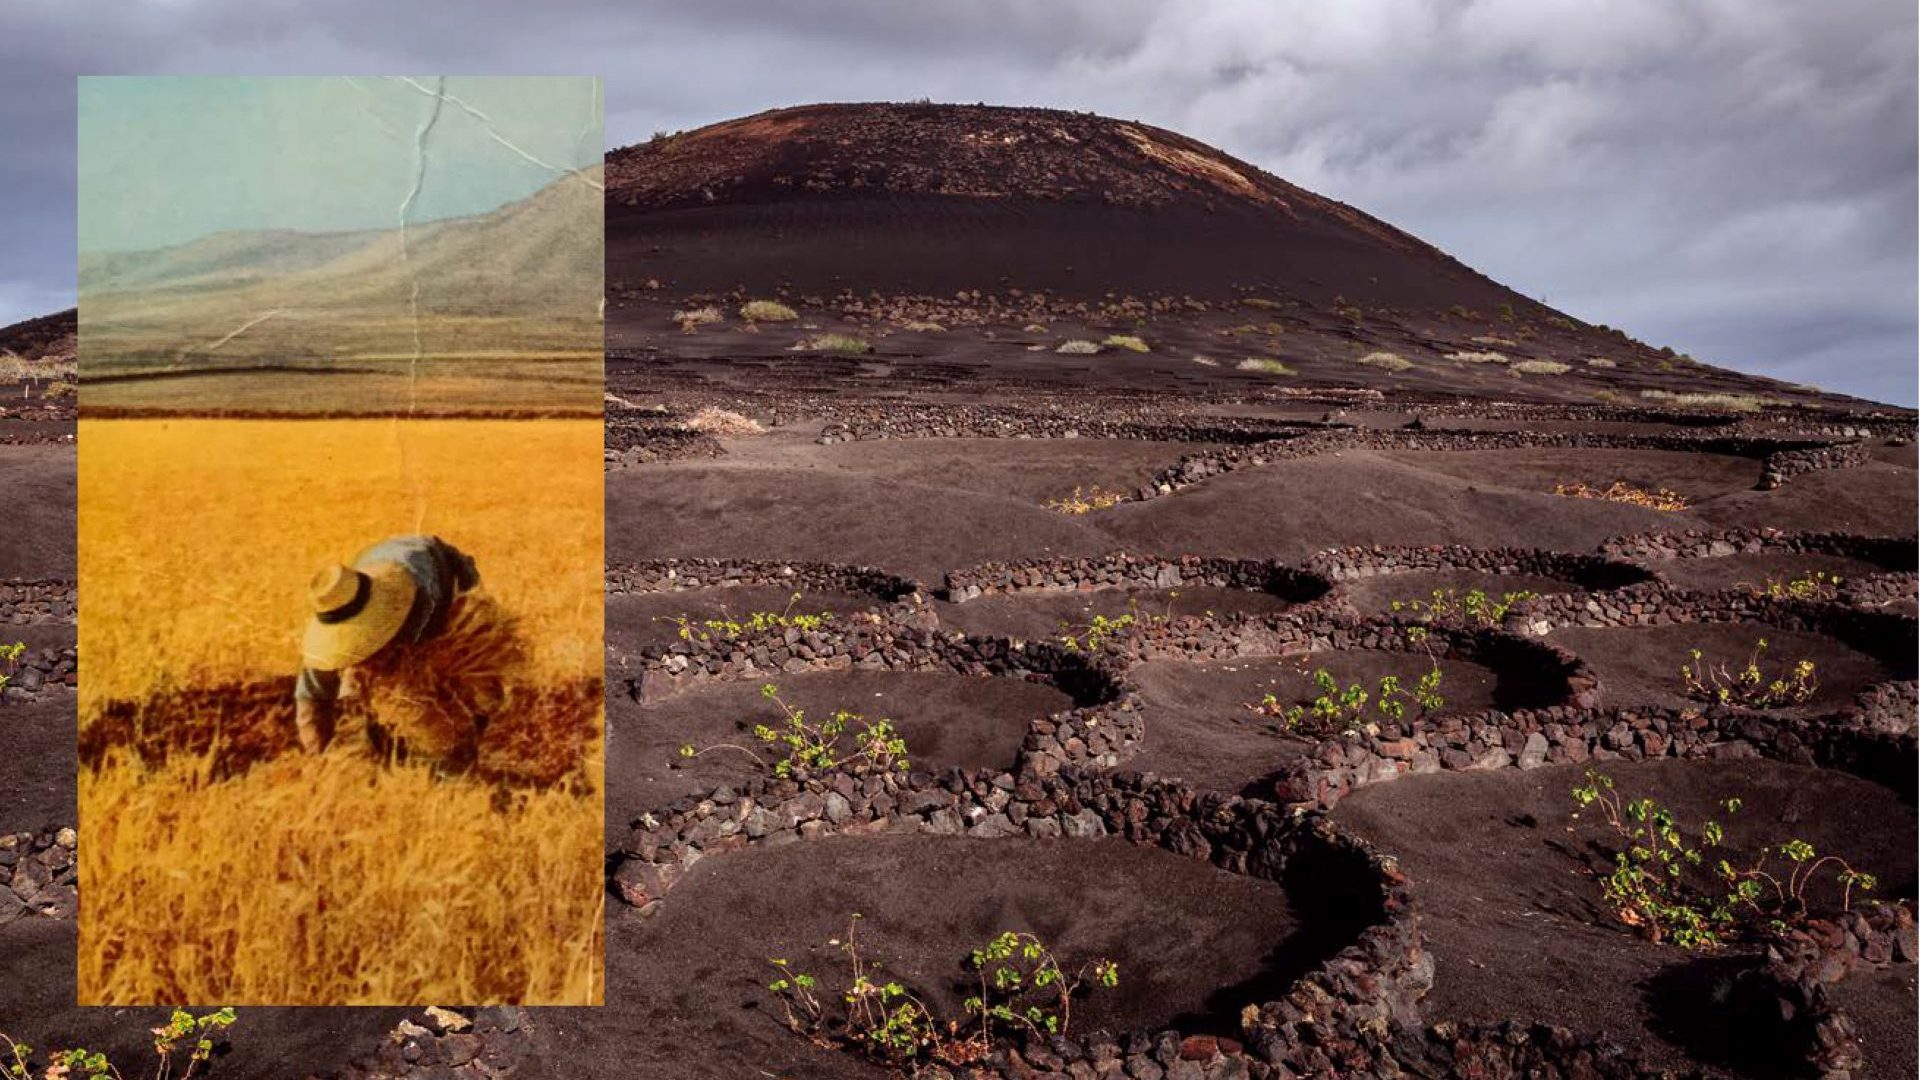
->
77 418 604 1005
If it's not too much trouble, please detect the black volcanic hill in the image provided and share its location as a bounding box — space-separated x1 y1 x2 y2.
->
607 102 1540 314
0 308 75 364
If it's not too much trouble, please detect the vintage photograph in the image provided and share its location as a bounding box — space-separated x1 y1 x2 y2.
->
73 76 605 1007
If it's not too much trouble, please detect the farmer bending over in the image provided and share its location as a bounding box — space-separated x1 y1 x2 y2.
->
295 534 480 754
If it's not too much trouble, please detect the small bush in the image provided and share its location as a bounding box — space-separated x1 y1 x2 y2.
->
1101 334 1150 353
3 1007 237 1080
797 334 872 355
1355 351 1413 372
1190 356 1220 367
1682 638 1817 709
1057 595 1179 652
1239 297 1281 310
1511 359 1571 376
1236 357 1294 375
1470 335 1517 347
682 407 765 437
1639 390 1771 414
1055 340 1102 355
1572 769 1875 949
1741 570 1842 602
0 641 23 693
1591 389 1620 402
1059 613 1134 652
1391 588 1536 629
1445 350 1508 364
740 299 799 323
1044 485 1128 515
678 683 908 780
1553 481 1688 512
767 917 1118 1068
673 306 723 332
1586 357 1618 369
898 320 947 333
1249 664 1444 735
662 595 829 644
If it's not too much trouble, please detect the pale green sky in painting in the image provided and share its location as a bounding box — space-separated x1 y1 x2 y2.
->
78 75 602 253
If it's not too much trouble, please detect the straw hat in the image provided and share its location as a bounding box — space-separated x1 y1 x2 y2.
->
301 562 419 671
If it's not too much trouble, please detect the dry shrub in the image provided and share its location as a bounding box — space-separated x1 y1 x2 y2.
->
1554 481 1689 512
1639 389 1772 414
898 320 947 333
683 406 765 437
1055 340 1102 355
740 299 798 322
1511 359 1572 376
1446 350 1508 364
1102 334 1150 353
796 334 871 355
1044 485 1128 514
673 306 723 332
1355 351 1414 372
1237 357 1294 375
1586 357 1618 369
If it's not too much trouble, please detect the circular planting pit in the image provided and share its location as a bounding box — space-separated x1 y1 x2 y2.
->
1550 621 1907 715
576 831 1376 1080
612 668 1080 824
1331 758 1917 1078
938 555 1332 645
613 766 1425 1079
1126 649 1501 797
1305 543 1656 623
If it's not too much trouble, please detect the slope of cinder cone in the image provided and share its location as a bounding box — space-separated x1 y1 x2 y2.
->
605 102 1528 311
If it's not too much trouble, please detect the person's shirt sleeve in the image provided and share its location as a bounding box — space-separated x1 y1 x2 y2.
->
295 666 340 703
430 535 480 592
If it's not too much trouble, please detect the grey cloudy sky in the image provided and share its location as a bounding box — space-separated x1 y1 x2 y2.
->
4 0 1913 404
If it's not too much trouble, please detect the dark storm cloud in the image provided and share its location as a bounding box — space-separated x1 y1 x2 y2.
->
3 0 1912 403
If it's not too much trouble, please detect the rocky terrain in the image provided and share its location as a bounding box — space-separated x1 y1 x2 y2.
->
2 102 1915 1079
